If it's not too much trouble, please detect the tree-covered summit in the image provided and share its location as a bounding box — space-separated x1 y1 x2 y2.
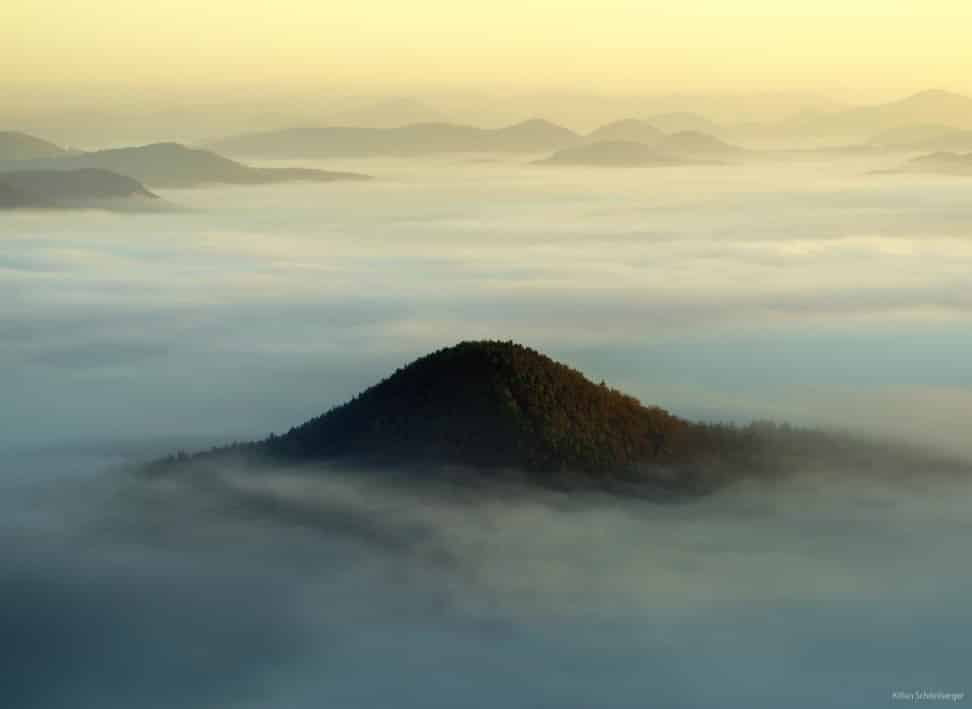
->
262 340 691 476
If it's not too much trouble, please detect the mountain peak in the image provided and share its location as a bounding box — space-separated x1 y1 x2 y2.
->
497 118 578 137
255 340 687 477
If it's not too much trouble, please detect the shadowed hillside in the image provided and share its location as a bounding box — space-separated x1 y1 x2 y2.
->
0 168 158 209
149 341 970 493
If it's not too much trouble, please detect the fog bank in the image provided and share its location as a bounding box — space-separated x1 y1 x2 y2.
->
3 155 971 707
2 450 970 708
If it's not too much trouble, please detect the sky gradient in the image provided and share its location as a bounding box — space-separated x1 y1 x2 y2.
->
6 0 972 105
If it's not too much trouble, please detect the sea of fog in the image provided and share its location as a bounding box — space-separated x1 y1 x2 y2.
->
2 155 971 707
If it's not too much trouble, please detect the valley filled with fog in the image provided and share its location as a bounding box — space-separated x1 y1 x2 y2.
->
3 154 971 707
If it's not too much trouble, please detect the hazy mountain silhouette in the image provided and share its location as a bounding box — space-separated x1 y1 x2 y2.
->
0 131 68 161
875 90 972 126
209 119 580 158
0 168 158 209
0 143 371 188
538 131 743 167
869 124 972 153
887 152 972 176
585 120 666 144
486 119 580 151
758 90 972 143
149 341 969 493
536 141 696 167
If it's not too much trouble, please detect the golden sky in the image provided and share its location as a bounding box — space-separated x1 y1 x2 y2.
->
6 0 972 100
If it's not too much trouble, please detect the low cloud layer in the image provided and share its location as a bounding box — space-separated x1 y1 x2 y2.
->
2 157 971 451
3 156 971 707
2 452 970 708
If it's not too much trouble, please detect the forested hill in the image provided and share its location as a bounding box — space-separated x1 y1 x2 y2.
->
263 340 696 475
150 341 971 492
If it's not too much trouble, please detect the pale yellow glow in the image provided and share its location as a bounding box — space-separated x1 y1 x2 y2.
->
5 0 972 99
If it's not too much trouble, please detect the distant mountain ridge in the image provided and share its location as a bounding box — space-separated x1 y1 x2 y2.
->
751 90 972 143
539 131 745 167
209 119 582 158
203 90 972 157
211 114 751 165
0 142 371 188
